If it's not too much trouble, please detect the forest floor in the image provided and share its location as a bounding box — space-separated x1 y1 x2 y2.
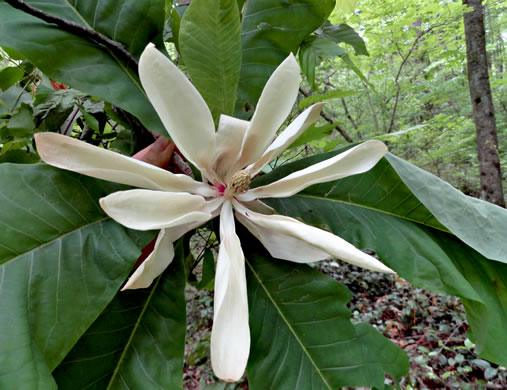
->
182 259 506 390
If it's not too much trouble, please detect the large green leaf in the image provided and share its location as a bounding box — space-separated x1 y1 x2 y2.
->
299 35 346 88
386 153 507 263
317 21 368 56
180 0 241 123
53 241 187 389
0 0 167 136
252 151 449 233
253 150 506 366
243 234 408 389
441 236 507 367
288 123 335 150
0 163 142 389
0 85 33 116
0 66 24 91
236 0 335 116
3 102 35 140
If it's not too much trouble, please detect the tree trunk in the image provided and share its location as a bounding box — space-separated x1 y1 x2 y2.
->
463 0 505 207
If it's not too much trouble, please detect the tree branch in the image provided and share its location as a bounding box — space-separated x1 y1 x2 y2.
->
387 24 439 133
299 87 353 143
3 0 139 70
111 106 155 153
3 1 160 151
322 75 362 140
340 98 363 140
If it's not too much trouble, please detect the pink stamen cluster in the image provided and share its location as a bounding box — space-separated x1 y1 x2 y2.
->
214 170 251 201
215 183 227 197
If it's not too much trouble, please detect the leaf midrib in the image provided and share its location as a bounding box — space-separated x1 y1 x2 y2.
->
105 275 162 390
293 193 451 234
245 257 332 390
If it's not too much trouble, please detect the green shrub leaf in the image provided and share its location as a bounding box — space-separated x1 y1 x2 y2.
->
244 236 408 389
254 149 506 366
180 0 242 123
53 241 187 390
236 0 335 116
386 153 507 263
0 1 167 136
318 21 368 56
0 163 142 389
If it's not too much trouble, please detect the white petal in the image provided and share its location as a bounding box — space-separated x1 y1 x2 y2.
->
211 201 250 382
234 54 300 169
241 140 387 201
202 196 226 216
121 228 175 290
34 132 214 197
234 201 394 273
139 43 216 171
121 199 222 290
235 212 330 262
241 199 275 215
100 190 211 230
212 114 249 181
247 103 324 176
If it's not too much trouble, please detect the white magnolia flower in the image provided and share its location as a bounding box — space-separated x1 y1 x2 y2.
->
35 43 393 382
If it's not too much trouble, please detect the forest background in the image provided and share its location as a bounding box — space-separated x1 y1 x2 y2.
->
292 0 506 203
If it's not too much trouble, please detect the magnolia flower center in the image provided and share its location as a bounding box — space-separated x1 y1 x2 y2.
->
215 170 251 199
229 170 251 194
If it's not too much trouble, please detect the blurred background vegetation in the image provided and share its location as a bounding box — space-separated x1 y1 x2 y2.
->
291 0 506 199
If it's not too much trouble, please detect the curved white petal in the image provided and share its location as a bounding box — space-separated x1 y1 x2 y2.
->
211 201 250 382
100 190 211 230
121 198 222 290
121 228 175 290
35 132 214 197
241 140 387 201
202 196 226 216
212 114 249 181
236 212 330 262
139 43 216 171
241 199 275 215
234 201 394 273
248 103 324 176
235 54 300 169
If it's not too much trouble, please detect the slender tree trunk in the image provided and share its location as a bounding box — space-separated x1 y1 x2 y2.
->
463 0 505 207
341 98 362 139
364 83 380 135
